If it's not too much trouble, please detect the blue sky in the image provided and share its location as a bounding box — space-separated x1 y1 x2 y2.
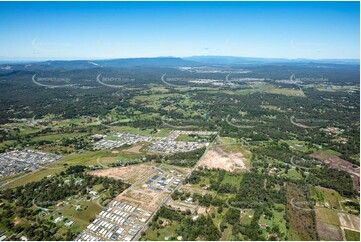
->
0 1 359 60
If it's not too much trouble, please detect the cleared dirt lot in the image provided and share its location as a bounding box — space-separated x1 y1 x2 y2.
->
116 188 169 212
338 213 360 231
198 147 248 172
88 164 154 184
197 206 209 215
123 145 143 154
89 163 183 212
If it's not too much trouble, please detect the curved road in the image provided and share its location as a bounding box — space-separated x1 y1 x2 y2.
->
290 115 318 129
96 74 125 89
161 116 198 130
32 74 75 88
161 74 184 88
225 115 254 129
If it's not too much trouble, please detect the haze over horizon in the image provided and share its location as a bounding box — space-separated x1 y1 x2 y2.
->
0 1 359 60
0 55 360 63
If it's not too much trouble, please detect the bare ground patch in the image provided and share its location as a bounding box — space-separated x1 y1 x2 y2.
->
338 213 360 231
197 206 209 215
198 147 248 172
116 186 170 212
123 145 143 154
88 164 154 184
317 222 343 241
89 163 176 212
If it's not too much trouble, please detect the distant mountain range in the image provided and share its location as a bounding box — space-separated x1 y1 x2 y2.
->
184 56 360 65
0 56 359 71
0 57 197 71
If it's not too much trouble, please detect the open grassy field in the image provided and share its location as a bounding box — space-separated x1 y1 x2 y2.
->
142 218 179 240
315 208 341 226
175 134 199 142
281 168 303 180
3 167 63 189
0 172 26 183
221 143 251 154
3 150 111 188
109 125 171 137
56 117 99 126
316 84 359 93
143 85 170 94
273 205 288 235
58 200 102 233
220 225 234 240
264 87 305 97
246 82 306 97
218 136 238 144
0 140 17 150
204 82 305 97
0 123 43 149
239 209 255 225
0 122 42 134
345 229 360 241
220 173 243 189
157 163 191 176
289 168 303 179
31 132 89 142
258 204 287 237
310 186 344 210
318 148 342 156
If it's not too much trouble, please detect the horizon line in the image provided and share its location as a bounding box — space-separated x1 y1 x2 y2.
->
0 55 360 63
